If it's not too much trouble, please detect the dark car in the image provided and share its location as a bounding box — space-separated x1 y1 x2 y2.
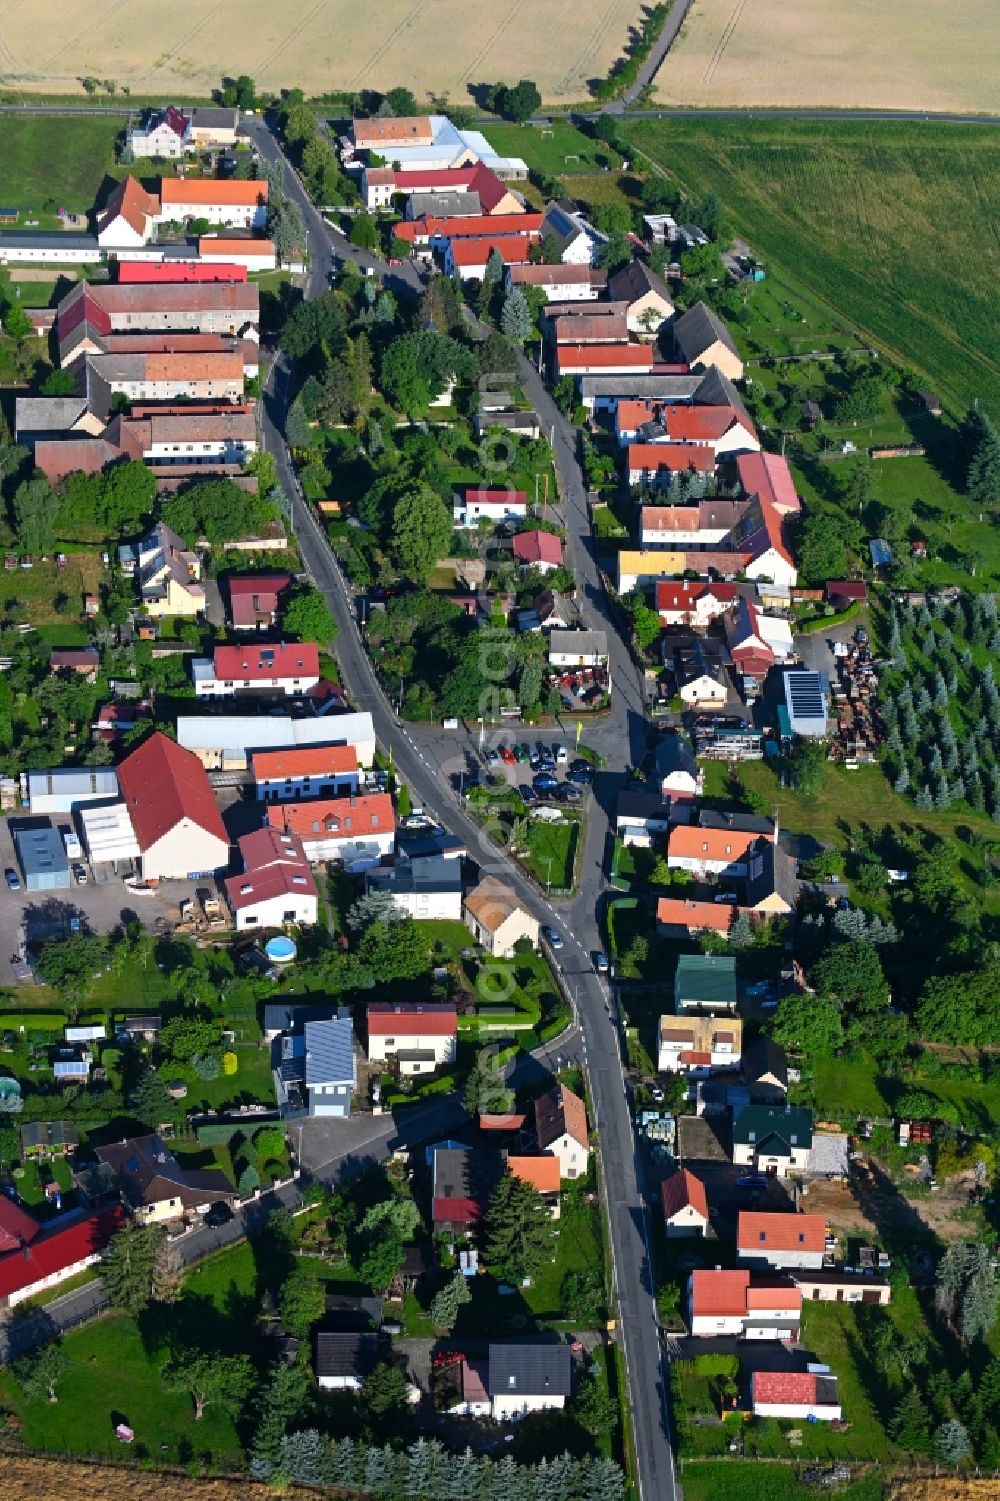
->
570 758 592 774
567 768 593 787
204 1202 234 1228
533 774 558 792
4 868 20 892
556 784 581 803
518 785 538 803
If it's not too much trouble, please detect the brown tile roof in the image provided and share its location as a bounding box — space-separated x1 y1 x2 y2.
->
72 282 259 318
689 1269 749 1317
656 897 735 935
159 179 268 208
98 175 159 238
251 745 358 781
353 115 434 147
266 793 394 842
463 875 525 934
535 1084 588 1152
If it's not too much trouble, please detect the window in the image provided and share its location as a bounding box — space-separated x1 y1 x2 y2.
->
759 1231 766 1242
245 915 258 925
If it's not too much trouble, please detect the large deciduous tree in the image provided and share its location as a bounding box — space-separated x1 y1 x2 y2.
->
389 487 452 582
163 1350 255 1421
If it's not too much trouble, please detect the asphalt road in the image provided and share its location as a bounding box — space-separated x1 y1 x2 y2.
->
247 117 677 1501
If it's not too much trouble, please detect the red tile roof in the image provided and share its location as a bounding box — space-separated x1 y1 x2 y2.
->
508 1154 561 1192
266 793 395 842
224 858 317 912
0 1206 125 1300
656 897 735 935
0 1197 41 1254
237 825 310 870
432 1197 482 1226
664 405 756 443
117 730 228 852
559 344 654 372
98 176 160 238
689 1269 750 1317
512 530 564 566
509 263 606 287
661 1168 708 1222
118 261 247 283
667 825 768 863
213 642 319 683
753 1371 822 1406
464 488 527 505
736 451 800 515
228 572 291 627
826 580 868 601
552 312 629 344
628 443 715 474
160 179 269 208
367 1003 457 1037
448 235 534 268
35 440 120 484
410 211 540 240
251 744 357 781
745 1281 802 1311
198 237 276 257
738 1211 827 1254
656 581 702 614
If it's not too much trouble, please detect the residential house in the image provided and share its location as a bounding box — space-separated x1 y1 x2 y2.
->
655 580 743 629
728 496 797 589
266 793 395 870
615 790 671 848
506 1155 561 1218
116 731 229 880
134 521 205 617
662 1168 709 1238
654 732 704 801
85 349 245 416
388 163 523 214
431 1146 503 1236
535 1084 589 1180
349 113 528 178
94 1134 235 1223
488 1344 572 1421
732 1105 813 1179
366 1003 458 1076
641 501 746 549
0 1198 42 1255
752 1371 841 1421
688 1269 801 1339
251 744 359 802
463 876 539 958
118 1015 162 1044
397 209 540 251
672 302 744 380
228 573 291 631
666 822 773 879
723 597 793 681
557 344 655 380
736 452 801 517
792 1268 890 1306
20 1121 79 1158
315 1331 380 1391
674 954 738 1014
539 201 602 264
547 628 608 669
670 637 729 709
534 588 577 631
512 530 564 573
657 1013 742 1075
743 839 799 916
444 235 533 280
741 1037 789 1104
737 1212 827 1271
656 896 736 940
127 106 191 159
365 855 463 921
262 1003 336 1046
454 486 528 527
192 642 321 699
0 1205 124 1309
57 282 260 365
156 178 268 230
96 177 160 248
324 1292 383 1331
608 259 675 336
506 262 607 301
825 579 868 609
275 1015 356 1119
49 647 100 682
188 108 239 147
223 826 318 932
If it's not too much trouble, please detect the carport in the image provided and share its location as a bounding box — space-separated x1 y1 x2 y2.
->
79 801 140 881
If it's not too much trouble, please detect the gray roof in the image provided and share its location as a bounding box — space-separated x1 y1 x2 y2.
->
366 854 462 899
693 365 748 415
14 396 89 440
263 1002 337 1035
304 1017 356 1088
315 1331 380 1380
783 669 828 734
177 712 375 757
190 107 239 128
741 1037 788 1091
608 259 673 306
673 301 740 364
547 628 607 658
324 1293 382 1329
410 190 481 218
0 231 98 251
616 790 670 821
699 809 775 837
14 825 69 878
20 1120 79 1151
674 953 738 1007
655 731 699 783
745 839 799 910
27 768 119 801
578 374 702 402
487 1343 572 1398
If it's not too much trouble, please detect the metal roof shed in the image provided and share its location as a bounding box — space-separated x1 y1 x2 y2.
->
27 767 119 815
14 825 71 891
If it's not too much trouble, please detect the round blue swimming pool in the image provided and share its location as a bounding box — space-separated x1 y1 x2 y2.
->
265 936 297 964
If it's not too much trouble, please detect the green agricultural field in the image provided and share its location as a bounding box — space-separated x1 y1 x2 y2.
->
0 114 125 226
621 118 1000 414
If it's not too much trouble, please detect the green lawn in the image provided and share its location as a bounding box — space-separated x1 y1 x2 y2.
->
485 120 623 178
522 814 581 894
0 114 125 226
678 1464 884 1501
621 117 1000 415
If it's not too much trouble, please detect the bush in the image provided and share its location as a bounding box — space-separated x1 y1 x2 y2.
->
253 1126 287 1159
238 1164 260 1196
222 1051 238 1076
192 1053 221 1081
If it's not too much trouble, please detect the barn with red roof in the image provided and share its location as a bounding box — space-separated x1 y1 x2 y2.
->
116 730 229 880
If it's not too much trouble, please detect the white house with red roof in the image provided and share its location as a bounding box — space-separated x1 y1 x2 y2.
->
558 343 654 379
266 793 395 869
656 580 743 628
128 106 190 159
251 744 359 802
737 1211 828 1271
0 1205 125 1309
512 529 564 573
116 731 229 880
454 486 527 527
444 235 533 280
192 642 321 698
687 1269 802 1339
752 1370 841 1421
724 598 794 681
661 1168 709 1238
627 443 715 488
228 573 291 631
366 1002 458 1076
223 826 318 931
641 501 746 549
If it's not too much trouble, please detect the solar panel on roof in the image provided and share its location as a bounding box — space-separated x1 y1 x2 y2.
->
869 539 893 566
786 673 825 717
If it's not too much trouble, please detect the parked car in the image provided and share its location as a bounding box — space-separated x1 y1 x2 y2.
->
736 1175 768 1190
533 773 558 792
556 784 581 803
4 868 20 892
567 768 593 787
594 951 609 974
570 758 592 774
542 926 564 949
72 864 88 885
485 748 500 766
713 891 737 903
500 746 516 765
518 785 538 803
514 744 529 762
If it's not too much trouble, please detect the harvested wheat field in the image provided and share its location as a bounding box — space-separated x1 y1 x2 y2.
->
656 0 1000 113
888 1482 1000 1501
1 1453 288 1501
0 0 642 103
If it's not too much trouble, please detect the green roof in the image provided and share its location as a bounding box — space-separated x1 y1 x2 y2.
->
733 1104 813 1153
674 953 738 1009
